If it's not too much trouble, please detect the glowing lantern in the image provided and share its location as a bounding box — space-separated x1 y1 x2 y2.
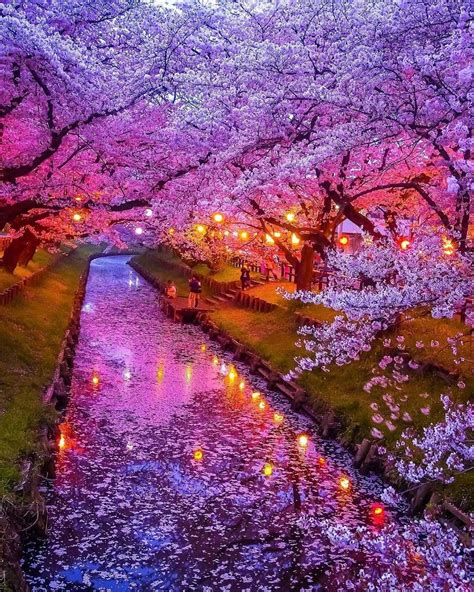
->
145 208 153 217
239 381 245 390
157 364 164 382
193 448 204 461
339 235 349 246
318 456 326 466
251 391 260 400
196 224 206 234
263 463 273 477
258 400 266 411
212 355 219 366
74 196 82 202
443 237 454 255
224 230 230 236
58 434 66 449
265 233 275 244
339 475 350 490
169 228 175 235
228 368 237 381
200 344 207 352
286 212 295 222
91 375 99 385
291 233 300 246
373 504 384 516
240 231 249 240
274 231 281 238
72 213 82 222
135 227 143 235
297 434 309 448
213 213 223 223
399 238 410 250
273 412 284 424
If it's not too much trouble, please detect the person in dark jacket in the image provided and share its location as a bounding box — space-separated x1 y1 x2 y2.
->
188 275 202 307
240 264 251 290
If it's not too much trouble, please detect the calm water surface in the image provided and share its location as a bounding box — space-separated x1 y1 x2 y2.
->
23 256 407 591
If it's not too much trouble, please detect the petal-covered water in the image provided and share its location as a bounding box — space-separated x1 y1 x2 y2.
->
23 256 410 591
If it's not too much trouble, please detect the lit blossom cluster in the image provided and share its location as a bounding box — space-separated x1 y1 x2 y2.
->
393 395 474 485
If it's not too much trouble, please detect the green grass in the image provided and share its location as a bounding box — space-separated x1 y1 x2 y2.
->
0 245 102 494
0 248 55 292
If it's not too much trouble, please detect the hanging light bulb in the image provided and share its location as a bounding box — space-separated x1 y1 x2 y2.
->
213 213 224 223
286 212 295 222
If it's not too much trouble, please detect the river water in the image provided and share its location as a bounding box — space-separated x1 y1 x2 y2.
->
21 256 457 591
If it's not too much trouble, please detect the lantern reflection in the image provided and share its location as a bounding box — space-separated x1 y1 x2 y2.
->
91 374 100 386
185 365 192 384
263 463 273 477
273 412 284 424
251 391 260 400
193 448 204 462
239 380 245 390
212 355 219 366
339 475 350 491
157 362 164 383
258 400 266 411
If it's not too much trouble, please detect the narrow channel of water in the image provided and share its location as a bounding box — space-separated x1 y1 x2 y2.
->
23 256 410 591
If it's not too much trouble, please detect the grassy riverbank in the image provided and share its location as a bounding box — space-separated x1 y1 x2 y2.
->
0 248 56 292
133 250 473 509
0 245 101 495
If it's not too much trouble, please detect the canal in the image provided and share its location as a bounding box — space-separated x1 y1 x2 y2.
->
21 256 457 591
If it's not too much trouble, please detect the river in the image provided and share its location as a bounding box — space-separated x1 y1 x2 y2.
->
22 255 444 591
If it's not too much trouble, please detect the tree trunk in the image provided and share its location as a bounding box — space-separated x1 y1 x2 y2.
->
18 232 39 267
1 229 38 273
295 244 314 291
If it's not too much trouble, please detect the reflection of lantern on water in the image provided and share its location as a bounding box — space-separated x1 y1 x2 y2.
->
263 463 273 477
258 400 266 411
212 355 219 366
273 412 284 424
297 434 309 448
58 434 66 449
228 367 237 381
91 374 99 385
251 391 260 400
157 363 164 383
239 380 245 390
200 344 207 352
339 475 350 490
193 448 204 461
185 365 192 383
318 456 326 466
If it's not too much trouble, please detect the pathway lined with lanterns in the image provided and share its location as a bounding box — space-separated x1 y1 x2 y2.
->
23 256 417 590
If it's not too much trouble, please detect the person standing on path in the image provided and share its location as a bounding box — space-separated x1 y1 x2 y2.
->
240 263 251 291
188 275 202 308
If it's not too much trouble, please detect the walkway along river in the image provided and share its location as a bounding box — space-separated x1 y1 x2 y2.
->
21 256 465 591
